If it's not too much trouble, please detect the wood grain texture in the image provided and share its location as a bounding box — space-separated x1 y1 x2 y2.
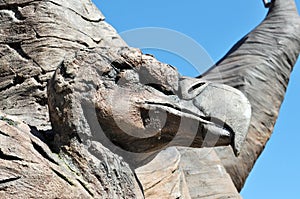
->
0 1 143 198
0 0 126 130
0 0 299 198
199 0 300 190
136 147 242 199
0 113 143 198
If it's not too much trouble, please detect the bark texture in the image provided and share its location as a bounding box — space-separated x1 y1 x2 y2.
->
0 0 142 198
0 113 143 198
0 0 125 130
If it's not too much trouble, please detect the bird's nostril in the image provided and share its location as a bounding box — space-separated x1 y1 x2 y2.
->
188 82 207 93
262 0 272 8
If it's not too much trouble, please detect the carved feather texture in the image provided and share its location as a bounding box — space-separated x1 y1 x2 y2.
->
199 0 300 190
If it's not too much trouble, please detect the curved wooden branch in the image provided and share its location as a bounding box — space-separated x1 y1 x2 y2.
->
199 0 300 190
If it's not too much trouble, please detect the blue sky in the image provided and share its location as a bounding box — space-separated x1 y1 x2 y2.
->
93 1 300 198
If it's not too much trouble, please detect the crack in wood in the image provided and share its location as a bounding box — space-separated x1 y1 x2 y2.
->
32 28 89 48
6 37 48 74
0 74 25 93
0 1 36 10
7 42 31 60
31 140 58 165
51 168 74 186
0 176 21 184
77 179 94 197
0 130 9 137
0 149 23 161
48 0 104 23
0 5 26 20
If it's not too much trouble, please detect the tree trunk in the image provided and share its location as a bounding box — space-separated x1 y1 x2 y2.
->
0 0 142 198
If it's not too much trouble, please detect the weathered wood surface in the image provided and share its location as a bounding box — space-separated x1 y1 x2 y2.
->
0 0 142 198
0 0 125 130
47 46 251 166
0 0 299 198
0 113 143 198
199 0 300 190
136 147 241 199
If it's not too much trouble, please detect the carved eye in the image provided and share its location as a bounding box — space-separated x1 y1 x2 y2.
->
188 82 207 94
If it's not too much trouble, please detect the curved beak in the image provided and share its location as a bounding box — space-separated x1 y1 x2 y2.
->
178 77 252 155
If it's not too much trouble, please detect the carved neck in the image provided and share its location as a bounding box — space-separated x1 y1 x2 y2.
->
204 0 300 139
268 0 299 16
199 0 300 190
